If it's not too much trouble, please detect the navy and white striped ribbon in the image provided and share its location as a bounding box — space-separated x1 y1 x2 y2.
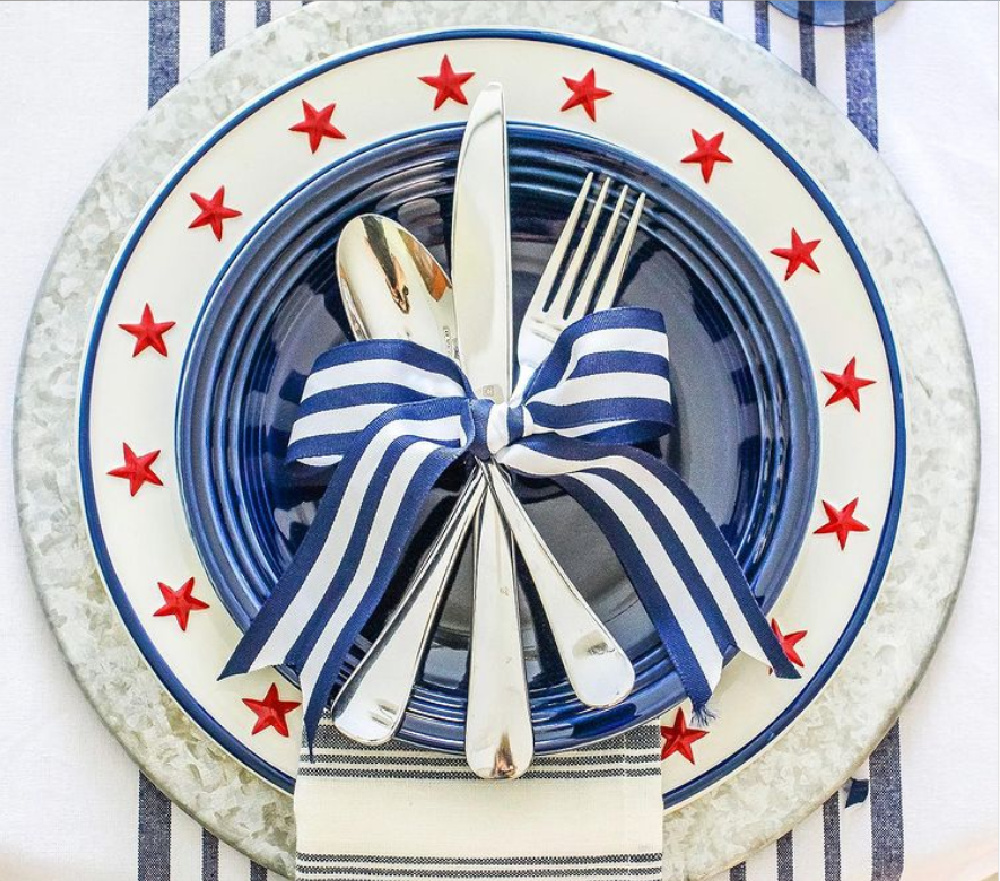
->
222 306 798 740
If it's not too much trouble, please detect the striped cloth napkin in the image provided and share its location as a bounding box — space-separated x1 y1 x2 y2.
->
293 715 663 881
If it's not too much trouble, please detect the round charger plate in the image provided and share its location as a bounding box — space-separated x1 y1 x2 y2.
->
15 3 978 879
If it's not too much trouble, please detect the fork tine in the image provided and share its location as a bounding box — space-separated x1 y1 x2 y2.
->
567 186 629 323
547 176 610 320
526 172 594 320
593 192 645 313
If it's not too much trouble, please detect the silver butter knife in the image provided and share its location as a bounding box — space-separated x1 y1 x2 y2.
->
451 83 533 779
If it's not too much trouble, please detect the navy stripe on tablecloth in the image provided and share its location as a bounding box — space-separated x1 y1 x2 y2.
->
798 3 817 85
147 1 179 107
138 772 172 881
754 1 771 50
823 794 842 881
202 828 219 881
845 1 880 148
775 832 793 881
869 723 904 880
210 0 226 56
256 1 272 27
710 1 724 22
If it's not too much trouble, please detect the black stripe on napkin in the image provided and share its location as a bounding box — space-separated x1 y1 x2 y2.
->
297 854 664 866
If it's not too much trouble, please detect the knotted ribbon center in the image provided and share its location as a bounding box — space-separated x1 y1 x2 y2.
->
468 398 531 460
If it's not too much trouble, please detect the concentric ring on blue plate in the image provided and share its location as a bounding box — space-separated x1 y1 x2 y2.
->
177 123 819 754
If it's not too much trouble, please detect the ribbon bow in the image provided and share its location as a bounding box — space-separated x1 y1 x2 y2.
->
222 307 798 741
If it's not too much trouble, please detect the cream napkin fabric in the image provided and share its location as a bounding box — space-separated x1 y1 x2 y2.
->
293 716 663 881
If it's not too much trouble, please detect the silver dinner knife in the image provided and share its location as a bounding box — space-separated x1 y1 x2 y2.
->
451 83 533 779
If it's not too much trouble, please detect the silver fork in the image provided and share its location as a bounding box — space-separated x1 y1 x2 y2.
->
514 173 646 401
334 175 645 748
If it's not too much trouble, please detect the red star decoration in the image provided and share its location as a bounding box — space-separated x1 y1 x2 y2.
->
659 708 708 764
418 55 475 110
242 683 301 737
681 130 733 183
770 228 821 281
770 618 808 670
153 577 209 631
561 68 612 122
189 186 242 241
814 497 870 549
118 304 175 357
822 357 876 411
108 443 163 496
289 100 346 153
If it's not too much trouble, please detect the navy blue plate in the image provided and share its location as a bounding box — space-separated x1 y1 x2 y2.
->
177 124 819 755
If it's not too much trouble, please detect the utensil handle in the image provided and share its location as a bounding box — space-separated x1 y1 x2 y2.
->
488 470 635 709
465 461 533 779
334 473 486 745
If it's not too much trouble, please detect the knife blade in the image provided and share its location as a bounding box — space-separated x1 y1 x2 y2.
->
451 83 533 779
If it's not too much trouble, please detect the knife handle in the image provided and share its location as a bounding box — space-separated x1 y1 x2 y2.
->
334 474 486 745
465 461 534 779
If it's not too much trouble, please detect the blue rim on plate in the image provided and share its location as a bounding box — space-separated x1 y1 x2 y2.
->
77 28 906 804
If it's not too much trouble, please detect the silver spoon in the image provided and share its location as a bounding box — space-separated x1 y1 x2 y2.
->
331 214 634 746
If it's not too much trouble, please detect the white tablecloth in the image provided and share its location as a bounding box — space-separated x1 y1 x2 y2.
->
0 2 995 879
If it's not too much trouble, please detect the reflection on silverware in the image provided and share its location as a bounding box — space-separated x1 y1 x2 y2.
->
336 213 459 360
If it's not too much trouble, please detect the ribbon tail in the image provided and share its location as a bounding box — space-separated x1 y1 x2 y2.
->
222 401 470 747
628 450 800 681
294 445 464 746
548 471 719 713
501 438 798 714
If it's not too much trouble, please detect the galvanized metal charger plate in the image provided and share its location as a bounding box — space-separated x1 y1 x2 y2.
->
14 2 978 878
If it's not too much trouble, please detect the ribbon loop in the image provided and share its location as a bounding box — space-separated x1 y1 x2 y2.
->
223 306 798 744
